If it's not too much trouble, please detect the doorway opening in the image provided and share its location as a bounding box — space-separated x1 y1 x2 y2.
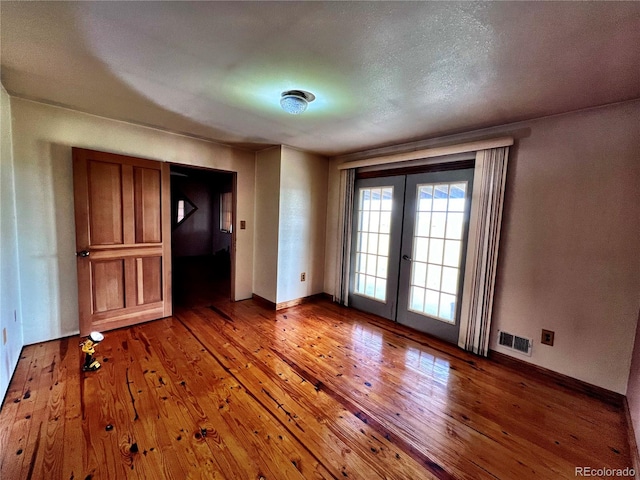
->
170 165 235 309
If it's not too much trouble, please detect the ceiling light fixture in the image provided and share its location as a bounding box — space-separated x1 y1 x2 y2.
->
280 90 315 115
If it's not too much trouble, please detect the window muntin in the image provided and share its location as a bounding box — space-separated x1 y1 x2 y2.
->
353 187 393 302
408 182 468 323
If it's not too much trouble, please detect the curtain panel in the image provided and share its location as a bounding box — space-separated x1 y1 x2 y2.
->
333 168 355 305
458 146 510 355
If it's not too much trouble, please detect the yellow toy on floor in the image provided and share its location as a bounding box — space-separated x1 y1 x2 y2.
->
80 331 104 371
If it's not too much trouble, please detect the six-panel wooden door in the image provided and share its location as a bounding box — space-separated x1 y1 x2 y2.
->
73 148 172 336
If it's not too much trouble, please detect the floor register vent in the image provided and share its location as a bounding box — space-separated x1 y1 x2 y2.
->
498 331 532 356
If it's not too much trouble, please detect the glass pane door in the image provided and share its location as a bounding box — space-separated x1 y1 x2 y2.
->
397 169 474 344
349 175 405 320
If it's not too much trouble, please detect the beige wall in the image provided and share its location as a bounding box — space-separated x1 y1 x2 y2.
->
10 98 255 345
253 146 329 304
0 85 23 401
325 100 640 394
253 147 281 303
490 101 640 394
277 146 328 304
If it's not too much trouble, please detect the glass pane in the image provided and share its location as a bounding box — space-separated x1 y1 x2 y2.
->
430 212 446 238
376 256 388 278
414 237 429 263
443 240 461 267
375 278 387 301
369 211 380 232
360 211 370 232
426 264 442 290
365 275 375 296
441 267 458 294
367 234 378 255
428 238 444 264
433 185 449 211
366 254 377 275
358 232 368 253
381 188 393 211
448 183 466 212
417 212 431 237
371 189 381 211
412 262 427 288
425 290 439 316
378 234 390 256
360 189 370 210
353 184 394 303
418 186 433 212
445 212 464 239
407 180 468 322
410 286 425 311
439 293 456 321
379 211 391 234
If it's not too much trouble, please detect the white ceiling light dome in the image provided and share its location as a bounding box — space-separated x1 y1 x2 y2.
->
280 90 316 115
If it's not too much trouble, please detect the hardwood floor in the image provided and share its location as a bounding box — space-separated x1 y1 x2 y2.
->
0 298 633 479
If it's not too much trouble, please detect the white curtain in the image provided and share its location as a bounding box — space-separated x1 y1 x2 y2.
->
334 169 355 305
458 147 510 356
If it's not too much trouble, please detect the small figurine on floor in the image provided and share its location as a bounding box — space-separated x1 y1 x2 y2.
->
80 331 104 371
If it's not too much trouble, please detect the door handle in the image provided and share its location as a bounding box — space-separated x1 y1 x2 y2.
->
402 254 412 262
76 250 90 258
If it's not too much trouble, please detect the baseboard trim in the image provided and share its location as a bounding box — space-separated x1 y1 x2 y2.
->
252 293 330 311
488 350 624 407
623 397 640 479
251 294 277 309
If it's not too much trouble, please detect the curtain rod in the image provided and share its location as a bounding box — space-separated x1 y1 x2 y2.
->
337 136 514 170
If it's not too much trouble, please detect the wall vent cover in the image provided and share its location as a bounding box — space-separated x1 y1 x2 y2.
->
498 330 532 356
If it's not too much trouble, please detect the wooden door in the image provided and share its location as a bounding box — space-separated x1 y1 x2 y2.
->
73 148 172 336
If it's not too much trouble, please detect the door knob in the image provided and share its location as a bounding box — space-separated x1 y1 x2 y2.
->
77 250 90 258
402 254 412 262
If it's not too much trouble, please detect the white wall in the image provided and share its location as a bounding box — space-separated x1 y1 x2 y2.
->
10 98 255 345
277 147 328 304
253 147 281 303
0 85 24 401
325 100 640 394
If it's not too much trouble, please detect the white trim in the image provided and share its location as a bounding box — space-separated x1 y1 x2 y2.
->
356 151 475 173
337 137 513 170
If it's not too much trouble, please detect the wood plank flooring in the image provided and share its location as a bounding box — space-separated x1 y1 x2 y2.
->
0 298 633 479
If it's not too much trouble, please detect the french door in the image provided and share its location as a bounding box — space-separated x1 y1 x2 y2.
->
349 168 474 344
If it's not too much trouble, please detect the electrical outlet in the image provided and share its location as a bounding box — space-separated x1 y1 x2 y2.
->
300 272 306 282
240 220 246 230
541 329 555 346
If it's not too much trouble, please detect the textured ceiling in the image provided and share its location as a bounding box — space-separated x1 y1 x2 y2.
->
1 1 639 156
